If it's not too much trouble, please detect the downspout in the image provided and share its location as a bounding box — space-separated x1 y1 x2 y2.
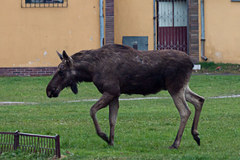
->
100 0 104 47
200 0 208 61
153 0 156 50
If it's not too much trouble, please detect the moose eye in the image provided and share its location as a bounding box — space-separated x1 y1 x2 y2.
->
58 70 64 77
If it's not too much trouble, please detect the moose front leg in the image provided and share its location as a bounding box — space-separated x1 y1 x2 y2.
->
90 92 115 144
109 98 119 146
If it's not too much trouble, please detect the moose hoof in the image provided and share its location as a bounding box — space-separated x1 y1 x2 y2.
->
108 142 114 146
192 130 200 146
193 134 200 146
169 145 178 149
98 132 109 143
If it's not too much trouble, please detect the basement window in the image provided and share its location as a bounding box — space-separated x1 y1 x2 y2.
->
21 0 68 8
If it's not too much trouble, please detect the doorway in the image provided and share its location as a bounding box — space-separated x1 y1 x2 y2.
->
157 0 188 53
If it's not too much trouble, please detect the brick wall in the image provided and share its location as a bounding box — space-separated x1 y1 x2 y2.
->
188 0 199 63
105 0 114 44
0 67 57 76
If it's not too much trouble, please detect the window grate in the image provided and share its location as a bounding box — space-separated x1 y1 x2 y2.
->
21 0 68 8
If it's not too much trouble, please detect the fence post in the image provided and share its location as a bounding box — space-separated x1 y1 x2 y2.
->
55 135 61 158
14 131 19 150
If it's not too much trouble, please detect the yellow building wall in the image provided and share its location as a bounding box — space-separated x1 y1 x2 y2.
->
114 0 154 50
0 0 100 67
203 0 240 64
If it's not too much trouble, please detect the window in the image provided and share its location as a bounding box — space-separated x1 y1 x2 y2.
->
21 0 68 8
26 0 63 3
122 36 149 51
231 0 240 1
158 0 187 27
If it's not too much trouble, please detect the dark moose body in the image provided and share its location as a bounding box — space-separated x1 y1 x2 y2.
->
46 44 204 149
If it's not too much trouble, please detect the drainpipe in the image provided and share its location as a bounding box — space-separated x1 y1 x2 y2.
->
153 0 156 50
100 0 104 47
200 0 208 61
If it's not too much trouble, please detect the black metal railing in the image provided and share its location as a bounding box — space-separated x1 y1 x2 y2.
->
21 0 68 8
0 131 60 158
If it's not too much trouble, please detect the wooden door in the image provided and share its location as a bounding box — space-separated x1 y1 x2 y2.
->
158 0 187 53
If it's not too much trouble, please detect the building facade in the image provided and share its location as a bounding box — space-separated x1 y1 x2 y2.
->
0 0 239 76
203 0 240 64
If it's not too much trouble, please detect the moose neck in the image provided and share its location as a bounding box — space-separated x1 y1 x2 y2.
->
72 59 94 83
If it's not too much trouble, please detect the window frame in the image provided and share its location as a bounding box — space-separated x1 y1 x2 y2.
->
21 0 68 8
25 0 64 3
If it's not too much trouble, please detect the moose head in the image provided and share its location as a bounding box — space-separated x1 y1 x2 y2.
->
46 50 78 98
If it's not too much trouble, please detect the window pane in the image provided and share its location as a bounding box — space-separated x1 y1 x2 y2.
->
158 2 173 27
174 0 187 27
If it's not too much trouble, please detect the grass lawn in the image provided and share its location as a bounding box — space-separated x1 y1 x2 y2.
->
0 75 240 159
197 62 240 74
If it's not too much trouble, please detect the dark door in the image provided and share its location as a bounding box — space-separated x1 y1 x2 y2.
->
158 0 187 53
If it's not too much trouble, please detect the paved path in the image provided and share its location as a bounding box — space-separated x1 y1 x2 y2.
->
0 94 239 106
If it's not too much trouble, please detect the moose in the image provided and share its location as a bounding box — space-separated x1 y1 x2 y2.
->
46 44 204 149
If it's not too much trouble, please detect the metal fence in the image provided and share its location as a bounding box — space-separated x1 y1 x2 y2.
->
0 131 60 158
21 0 68 8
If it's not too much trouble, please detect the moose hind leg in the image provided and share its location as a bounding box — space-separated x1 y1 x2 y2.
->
185 85 205 146
169 88 191 149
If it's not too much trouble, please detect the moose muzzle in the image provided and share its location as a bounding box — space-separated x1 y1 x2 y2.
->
46 87 60 98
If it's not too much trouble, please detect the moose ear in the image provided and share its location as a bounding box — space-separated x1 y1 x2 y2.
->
71 83 78 94
56 51 63 60
62 50 69 61
62 50 73 65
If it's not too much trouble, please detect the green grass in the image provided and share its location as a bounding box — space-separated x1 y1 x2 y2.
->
0 75 240 159
198 62 240 74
